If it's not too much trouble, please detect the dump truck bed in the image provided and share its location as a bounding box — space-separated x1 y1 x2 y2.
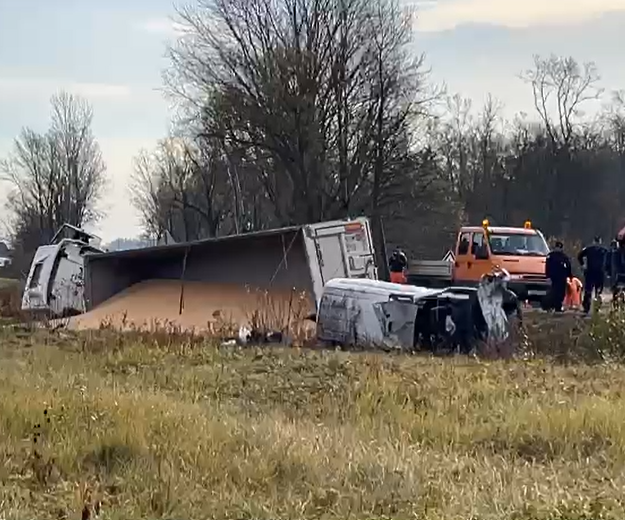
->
21 218 376 327
83 225 315 311
83 217 376 316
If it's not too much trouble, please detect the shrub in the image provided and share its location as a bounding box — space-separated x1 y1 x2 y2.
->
522 302 625 364
0 278 22 320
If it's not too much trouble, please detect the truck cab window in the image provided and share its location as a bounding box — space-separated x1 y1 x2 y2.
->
28 262 44 289
457 232 471 255
487 232 549 256
472 232 488 258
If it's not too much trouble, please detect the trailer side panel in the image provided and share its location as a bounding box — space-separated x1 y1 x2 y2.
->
84 229 314 311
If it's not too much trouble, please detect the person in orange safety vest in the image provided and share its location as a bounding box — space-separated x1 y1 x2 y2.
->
388 248 408 284
564 276 583 310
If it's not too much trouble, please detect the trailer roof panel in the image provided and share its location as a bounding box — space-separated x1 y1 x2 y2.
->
87 225 305 261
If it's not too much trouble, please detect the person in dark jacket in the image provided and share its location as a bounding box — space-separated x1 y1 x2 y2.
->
611 238 625 302
545 241 572 312
578 236 607 313
388 247 408 284
606 239 618 289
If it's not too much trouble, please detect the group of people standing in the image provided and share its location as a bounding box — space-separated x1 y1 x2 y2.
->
546 236 625 313
387 236 625 315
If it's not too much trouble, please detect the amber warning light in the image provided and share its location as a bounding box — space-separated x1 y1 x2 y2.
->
524 220 532 229
482 219 489 228
344 222 363 233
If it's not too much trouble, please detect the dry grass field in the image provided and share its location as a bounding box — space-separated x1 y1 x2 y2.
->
1 308 625 520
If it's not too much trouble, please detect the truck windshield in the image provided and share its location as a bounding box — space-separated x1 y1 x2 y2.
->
488 232 549 256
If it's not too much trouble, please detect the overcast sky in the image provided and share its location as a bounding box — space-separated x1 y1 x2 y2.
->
1 0 624 242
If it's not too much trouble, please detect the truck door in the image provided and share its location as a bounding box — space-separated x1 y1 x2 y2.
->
311 220 376 284
382 294 420 348
315 232 346 284
453 232 472 282
468 231 492 281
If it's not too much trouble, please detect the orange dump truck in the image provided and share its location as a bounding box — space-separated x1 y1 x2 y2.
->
407 220 551 304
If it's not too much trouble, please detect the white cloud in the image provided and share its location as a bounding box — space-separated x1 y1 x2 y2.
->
416 0 625 32
136 17 187 37
0 77 131 100
68 83 131 99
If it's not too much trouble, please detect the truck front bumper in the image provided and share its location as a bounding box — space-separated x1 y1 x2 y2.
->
507 279 551 303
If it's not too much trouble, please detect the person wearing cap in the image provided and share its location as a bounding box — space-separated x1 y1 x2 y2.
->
545 241 572 312
388 247 408 284
578 236 607 314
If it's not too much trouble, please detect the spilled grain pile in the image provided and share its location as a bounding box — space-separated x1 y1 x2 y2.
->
67 279 315 334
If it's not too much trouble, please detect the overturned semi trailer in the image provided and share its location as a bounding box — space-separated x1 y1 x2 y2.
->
72 218 378 331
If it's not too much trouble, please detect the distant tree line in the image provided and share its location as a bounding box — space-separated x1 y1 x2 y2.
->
3 0 625 279
133 0 625 260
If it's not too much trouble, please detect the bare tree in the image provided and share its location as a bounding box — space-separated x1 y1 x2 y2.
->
604 90 625 153
436 94 474 196
131 149 170 238
521 54 603 146
518 55 603 233
598 91 625 229
164 0 436 231
131 136 233 241
431 94 508 223
426 62 625 244
1 92 106 272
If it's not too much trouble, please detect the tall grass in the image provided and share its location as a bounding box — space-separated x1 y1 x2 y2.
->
0 277 21 322
1 319 625 519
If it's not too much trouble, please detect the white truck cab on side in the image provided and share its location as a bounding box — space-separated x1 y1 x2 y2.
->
316 278 444 349
22 224 103 317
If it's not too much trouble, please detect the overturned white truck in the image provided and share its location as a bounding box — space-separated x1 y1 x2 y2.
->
22 218 378 319
316 270 520 354
21 218 519 352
